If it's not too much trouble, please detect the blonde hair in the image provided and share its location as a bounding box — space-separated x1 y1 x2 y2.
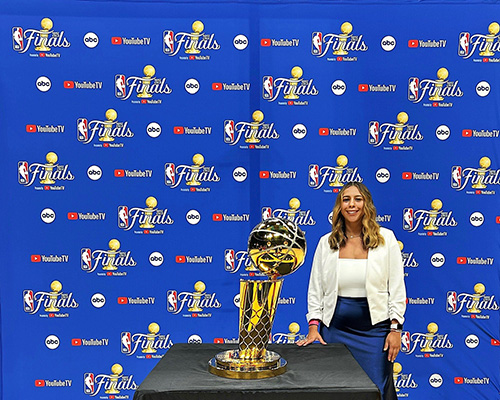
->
328 182 385 250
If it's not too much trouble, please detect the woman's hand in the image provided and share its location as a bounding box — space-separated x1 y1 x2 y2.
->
296 325 327 346
384 331 401 362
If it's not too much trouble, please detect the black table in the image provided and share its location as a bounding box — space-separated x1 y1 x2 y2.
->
133 343 380 400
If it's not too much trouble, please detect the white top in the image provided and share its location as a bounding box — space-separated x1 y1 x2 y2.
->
338 258 368 297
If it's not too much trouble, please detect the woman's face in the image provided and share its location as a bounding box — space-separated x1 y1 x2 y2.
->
340 185 365 226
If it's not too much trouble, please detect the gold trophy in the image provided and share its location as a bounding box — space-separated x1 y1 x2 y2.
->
40 152 58 184
142 322 160 353
245 110 264 143
286 322 300 344
100 109 117 142
102 239 120 271
45 280 62 312
105 364 122 395
429 68 448 101
424 199 442 231
467 283 485 313
35 18 53 52
186 153 204 186
138 65 155 98
421 323 438 353
139 196 157 229
288 198 300 220
330 155 348 187
472 157 491 189
209 217 306 379
479 22 500 56
333 22 352 55
188 281 205 312
186 21 204 54
393 363 402 393
389 112 408 145
284 66 302 100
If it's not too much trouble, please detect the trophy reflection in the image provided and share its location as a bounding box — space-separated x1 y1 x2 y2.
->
138 65 155 98
35 18 53 52
142 323 160 353
186 21 204 54
467 283 485 313
186 154 204 186
429 68 448 101
393 363 402 393
423 199 442 231
471 157 491 189
102 239 120 270
287 198 300 220
45 280 62 312
99 109 117 142
479 22 500 56
209 217 306 379
421 323 438 353
105 364 122 394
245 110 264 143
333 22 352 55
139 196 157 229
286 322 300 344
188 281 205 312
389 112 408 145
40 152 58 184
329 155 348 187
284 66 302 100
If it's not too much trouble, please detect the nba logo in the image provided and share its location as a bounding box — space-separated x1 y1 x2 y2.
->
368 121 379 144
451 166 462 189
23 290 34 312
401 331 410 353
446 291 457 313
261 207 272 220
18 161 29 184
118 206 129 228
121 332 132 353
115 74 126 98
77 118 88 142
308 164 319 187
165 163 176 186
83 373 95 395
403 208 414 230
12 27 23 51
223 120 235 144
167 290 178 312
81 248 92 271
163 30 174 54
408 77 419 101
262 76 273 99
458 32 470 56
311 32 322 55
224 249 235 272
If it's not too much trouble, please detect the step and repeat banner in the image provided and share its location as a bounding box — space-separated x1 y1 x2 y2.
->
1 1 499 399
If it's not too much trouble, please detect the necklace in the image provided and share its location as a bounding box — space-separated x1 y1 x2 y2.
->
346 233 361 239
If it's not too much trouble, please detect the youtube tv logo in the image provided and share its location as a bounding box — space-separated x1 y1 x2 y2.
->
173 126 184 134
114 169 125 177
402 172 413 180
319 128 329 136
212 83 222 91
261 38 271 47
462 129 472 137
175 255 186 263
454 377 464 384
26 124 36 133
72 338 82 346
408 39 418 48
31 254 41 262
259 171 270 179
117 297 128 305
358 84 368 92
212 213 223 221
67 212 78 220
64 81 75 89
457 257 467 264
35 380 45 387
111 37 122 45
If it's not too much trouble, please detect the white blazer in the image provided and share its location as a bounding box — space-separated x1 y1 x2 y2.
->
306 227 406 327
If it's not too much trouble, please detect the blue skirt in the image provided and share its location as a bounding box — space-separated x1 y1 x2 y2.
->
320 297 396 400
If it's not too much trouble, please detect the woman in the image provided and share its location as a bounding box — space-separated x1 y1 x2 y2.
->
297 182 406 400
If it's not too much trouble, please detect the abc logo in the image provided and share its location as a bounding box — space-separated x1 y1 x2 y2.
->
87 165 102 181
187 334 202 344
91 293 106 308
292 124 307 140
185 78 200 94
233 34 249 50
146 122 162 138
435 124 451 141
376 168 391 183
475 81 490 97
233 293 241 307
327 211 333 225
149 251 164 267
465 334 479 349
469 211 484 227
428 373 443 388
381 35 396 51
83 32 99 48
45 335 60 350
430 253 445 268
40 208 56 224
331 79 346 96
232 167 248 183
186 209 201 225
36 76 52 92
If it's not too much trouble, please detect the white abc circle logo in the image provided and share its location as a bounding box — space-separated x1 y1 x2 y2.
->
292 124 307 139
87 165 102 181
233 34 248 50
36 76 52 92
146 122 162 138
233 167 248 182
185 78 200 94
149 251 164 267
380 35 396 51
45 334 60 350
476 81 490 97
470 211 484 227
328 211 333 225
186 209 201 225
41 208 56 224
376 168 391 183
331 79 346 96
91 293 106 308
465 334 479 349
83 32 99 48
187 334 202 344
233 293 241 307
435 124 451 141
429 373 443 388
430 253 445 268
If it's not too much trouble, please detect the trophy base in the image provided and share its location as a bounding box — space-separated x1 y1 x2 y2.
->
208 349 287 379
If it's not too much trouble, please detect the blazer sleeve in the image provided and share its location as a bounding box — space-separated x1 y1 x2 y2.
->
386 230 406 324
306 236 325 322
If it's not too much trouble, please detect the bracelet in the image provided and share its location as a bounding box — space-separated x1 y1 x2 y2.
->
308 319 320 326
390 329 402 333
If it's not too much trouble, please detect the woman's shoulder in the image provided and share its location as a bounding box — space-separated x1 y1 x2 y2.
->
379 226 398 242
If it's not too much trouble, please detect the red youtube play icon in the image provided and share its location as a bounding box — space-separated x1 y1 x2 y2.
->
212 82 222 91
260 171 270 179
462 129 472 137
402 172 413 180
111 37 122 45
26 124 36 133
457 257 467 265
114 169 125 177
212 213 223 221
261 38 271 47
35 380 45 387
67 212 78 220
176 255 186 263
358 84 369 92
454 377 464 384
31 254 41 262
117 297 128 304
72 338 82 346
408 39 418 48
491 339 500 346
64 81 75 89
214 338 224 344
173 126 184 134
319 128 329 136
